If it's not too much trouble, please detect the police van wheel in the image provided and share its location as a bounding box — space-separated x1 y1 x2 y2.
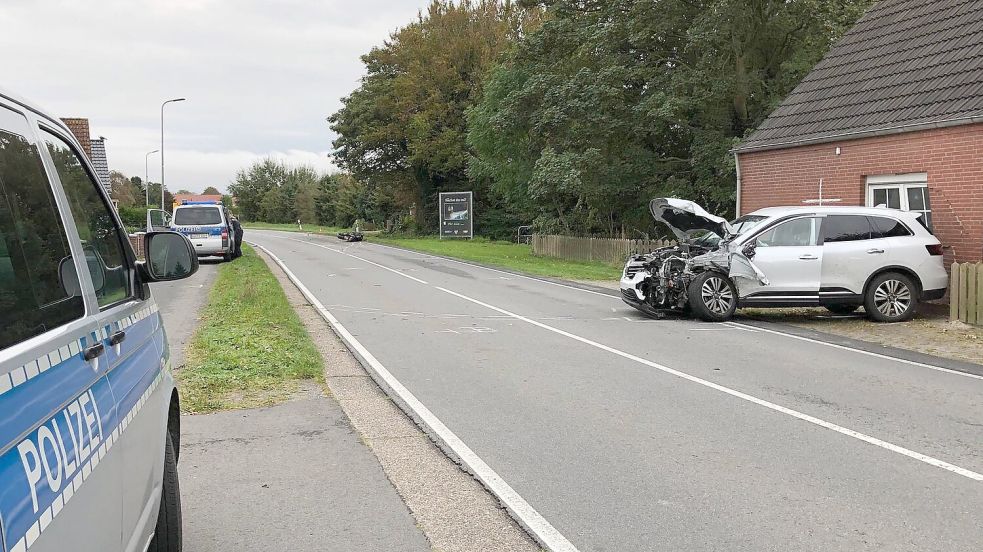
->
149 432 182 552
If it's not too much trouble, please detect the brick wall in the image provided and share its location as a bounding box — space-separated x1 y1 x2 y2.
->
60 118 93 156
738 123 983 265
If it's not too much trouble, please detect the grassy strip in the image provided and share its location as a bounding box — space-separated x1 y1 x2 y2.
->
178 244 323 413
242 221 348 234
368 235 622 281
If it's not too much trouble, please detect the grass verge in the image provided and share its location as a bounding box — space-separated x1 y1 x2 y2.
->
368 235 622 281
242 221 348 234
179 244 323 413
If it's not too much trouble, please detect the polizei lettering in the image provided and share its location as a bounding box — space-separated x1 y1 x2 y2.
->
16 389 103 513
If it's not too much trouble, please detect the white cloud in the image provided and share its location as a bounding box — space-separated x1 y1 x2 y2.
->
0 0 430 193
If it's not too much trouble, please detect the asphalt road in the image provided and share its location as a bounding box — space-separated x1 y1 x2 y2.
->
249 230 983 552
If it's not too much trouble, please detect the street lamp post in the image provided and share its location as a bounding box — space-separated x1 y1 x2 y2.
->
145 149 159 206
160 98 186 210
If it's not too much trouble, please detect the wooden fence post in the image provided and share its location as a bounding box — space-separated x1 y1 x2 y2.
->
967 263 978 325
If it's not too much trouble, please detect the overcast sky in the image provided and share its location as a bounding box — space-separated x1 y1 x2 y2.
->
0 0 431 193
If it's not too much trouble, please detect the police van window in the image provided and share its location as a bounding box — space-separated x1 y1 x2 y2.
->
821 215 872 243
0 120 84 350
174 206 222 225
869 216 912 239
41 129 132 308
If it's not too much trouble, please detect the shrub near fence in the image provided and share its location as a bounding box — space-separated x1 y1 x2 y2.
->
950 262 983 324
532 234 674 265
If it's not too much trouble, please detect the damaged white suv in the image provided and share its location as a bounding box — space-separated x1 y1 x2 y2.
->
621 199 948 323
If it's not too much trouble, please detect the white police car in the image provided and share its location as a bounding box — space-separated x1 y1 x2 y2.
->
170 201 234 261
0 90 197 552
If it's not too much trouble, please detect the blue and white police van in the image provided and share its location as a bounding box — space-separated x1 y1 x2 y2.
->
170 201 234 261
0 89 197 552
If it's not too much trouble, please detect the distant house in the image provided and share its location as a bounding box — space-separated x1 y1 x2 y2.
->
734 0 983 265
61 117 110 193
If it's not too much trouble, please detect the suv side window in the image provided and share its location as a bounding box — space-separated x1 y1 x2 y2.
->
869 216 911 239
41 129 132 308
821 215 872 243
755 217 820 247
0 110 84 350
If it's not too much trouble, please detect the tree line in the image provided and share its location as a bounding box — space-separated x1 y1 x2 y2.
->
228 159 382 229
245 0 875 238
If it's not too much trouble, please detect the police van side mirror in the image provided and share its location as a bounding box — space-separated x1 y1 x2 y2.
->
138 231 199 282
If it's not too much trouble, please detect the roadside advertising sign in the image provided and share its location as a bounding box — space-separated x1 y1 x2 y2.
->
439 191 473 239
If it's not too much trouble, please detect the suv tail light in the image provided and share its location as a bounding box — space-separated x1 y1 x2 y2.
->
926 243 943 256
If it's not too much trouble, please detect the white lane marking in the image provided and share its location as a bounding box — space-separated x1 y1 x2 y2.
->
252 243 580 552
256 230 983 382
277 236 430 285
256 235 983 482
722 322 758 333
435 286 983 482
726 321 983 381
341 236 983 382
362 239 615 297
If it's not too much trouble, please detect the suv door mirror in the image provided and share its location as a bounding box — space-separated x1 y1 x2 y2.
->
741 240 757 260
139 231 199 282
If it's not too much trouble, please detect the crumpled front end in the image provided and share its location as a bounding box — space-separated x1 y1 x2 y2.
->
620 245 718 315
620 198 737 316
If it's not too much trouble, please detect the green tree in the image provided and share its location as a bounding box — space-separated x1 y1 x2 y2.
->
290 166 320 225
330 0 542 236
469 0 874 236
229 159 287 221
202 186 221 195
110 170 141 207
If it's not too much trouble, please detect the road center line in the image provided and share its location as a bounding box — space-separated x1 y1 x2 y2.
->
250 242 580 552
355 235 982 382
279 236 430 285
432 286 983 482
255 234 983 482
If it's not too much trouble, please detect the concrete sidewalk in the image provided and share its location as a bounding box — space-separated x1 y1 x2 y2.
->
152 260 431 551
179 385 430 552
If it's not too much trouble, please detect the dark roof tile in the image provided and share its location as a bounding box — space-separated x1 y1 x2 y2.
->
740 0 983 150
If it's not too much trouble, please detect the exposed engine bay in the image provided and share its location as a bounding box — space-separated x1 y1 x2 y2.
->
621 198 753 317
622 244 721 311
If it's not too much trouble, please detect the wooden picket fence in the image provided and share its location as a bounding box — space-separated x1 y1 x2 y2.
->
950 262 983 325
531 234 674 265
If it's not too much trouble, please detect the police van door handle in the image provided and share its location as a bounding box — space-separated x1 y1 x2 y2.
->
83 342 105 361
109 331 126 346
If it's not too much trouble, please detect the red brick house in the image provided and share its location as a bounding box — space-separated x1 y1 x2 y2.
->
734 0 983 266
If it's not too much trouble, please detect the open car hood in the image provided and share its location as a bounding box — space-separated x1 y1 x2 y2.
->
649 198 733 241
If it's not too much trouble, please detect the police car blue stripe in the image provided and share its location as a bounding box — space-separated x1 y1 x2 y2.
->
6 371 165 552
1 305 164 552
0 304 158 401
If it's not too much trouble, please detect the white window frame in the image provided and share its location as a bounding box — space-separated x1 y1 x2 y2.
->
865 173 932 229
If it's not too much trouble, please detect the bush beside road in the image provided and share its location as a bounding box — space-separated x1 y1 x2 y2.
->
178 244 323 413
369 235 623 281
